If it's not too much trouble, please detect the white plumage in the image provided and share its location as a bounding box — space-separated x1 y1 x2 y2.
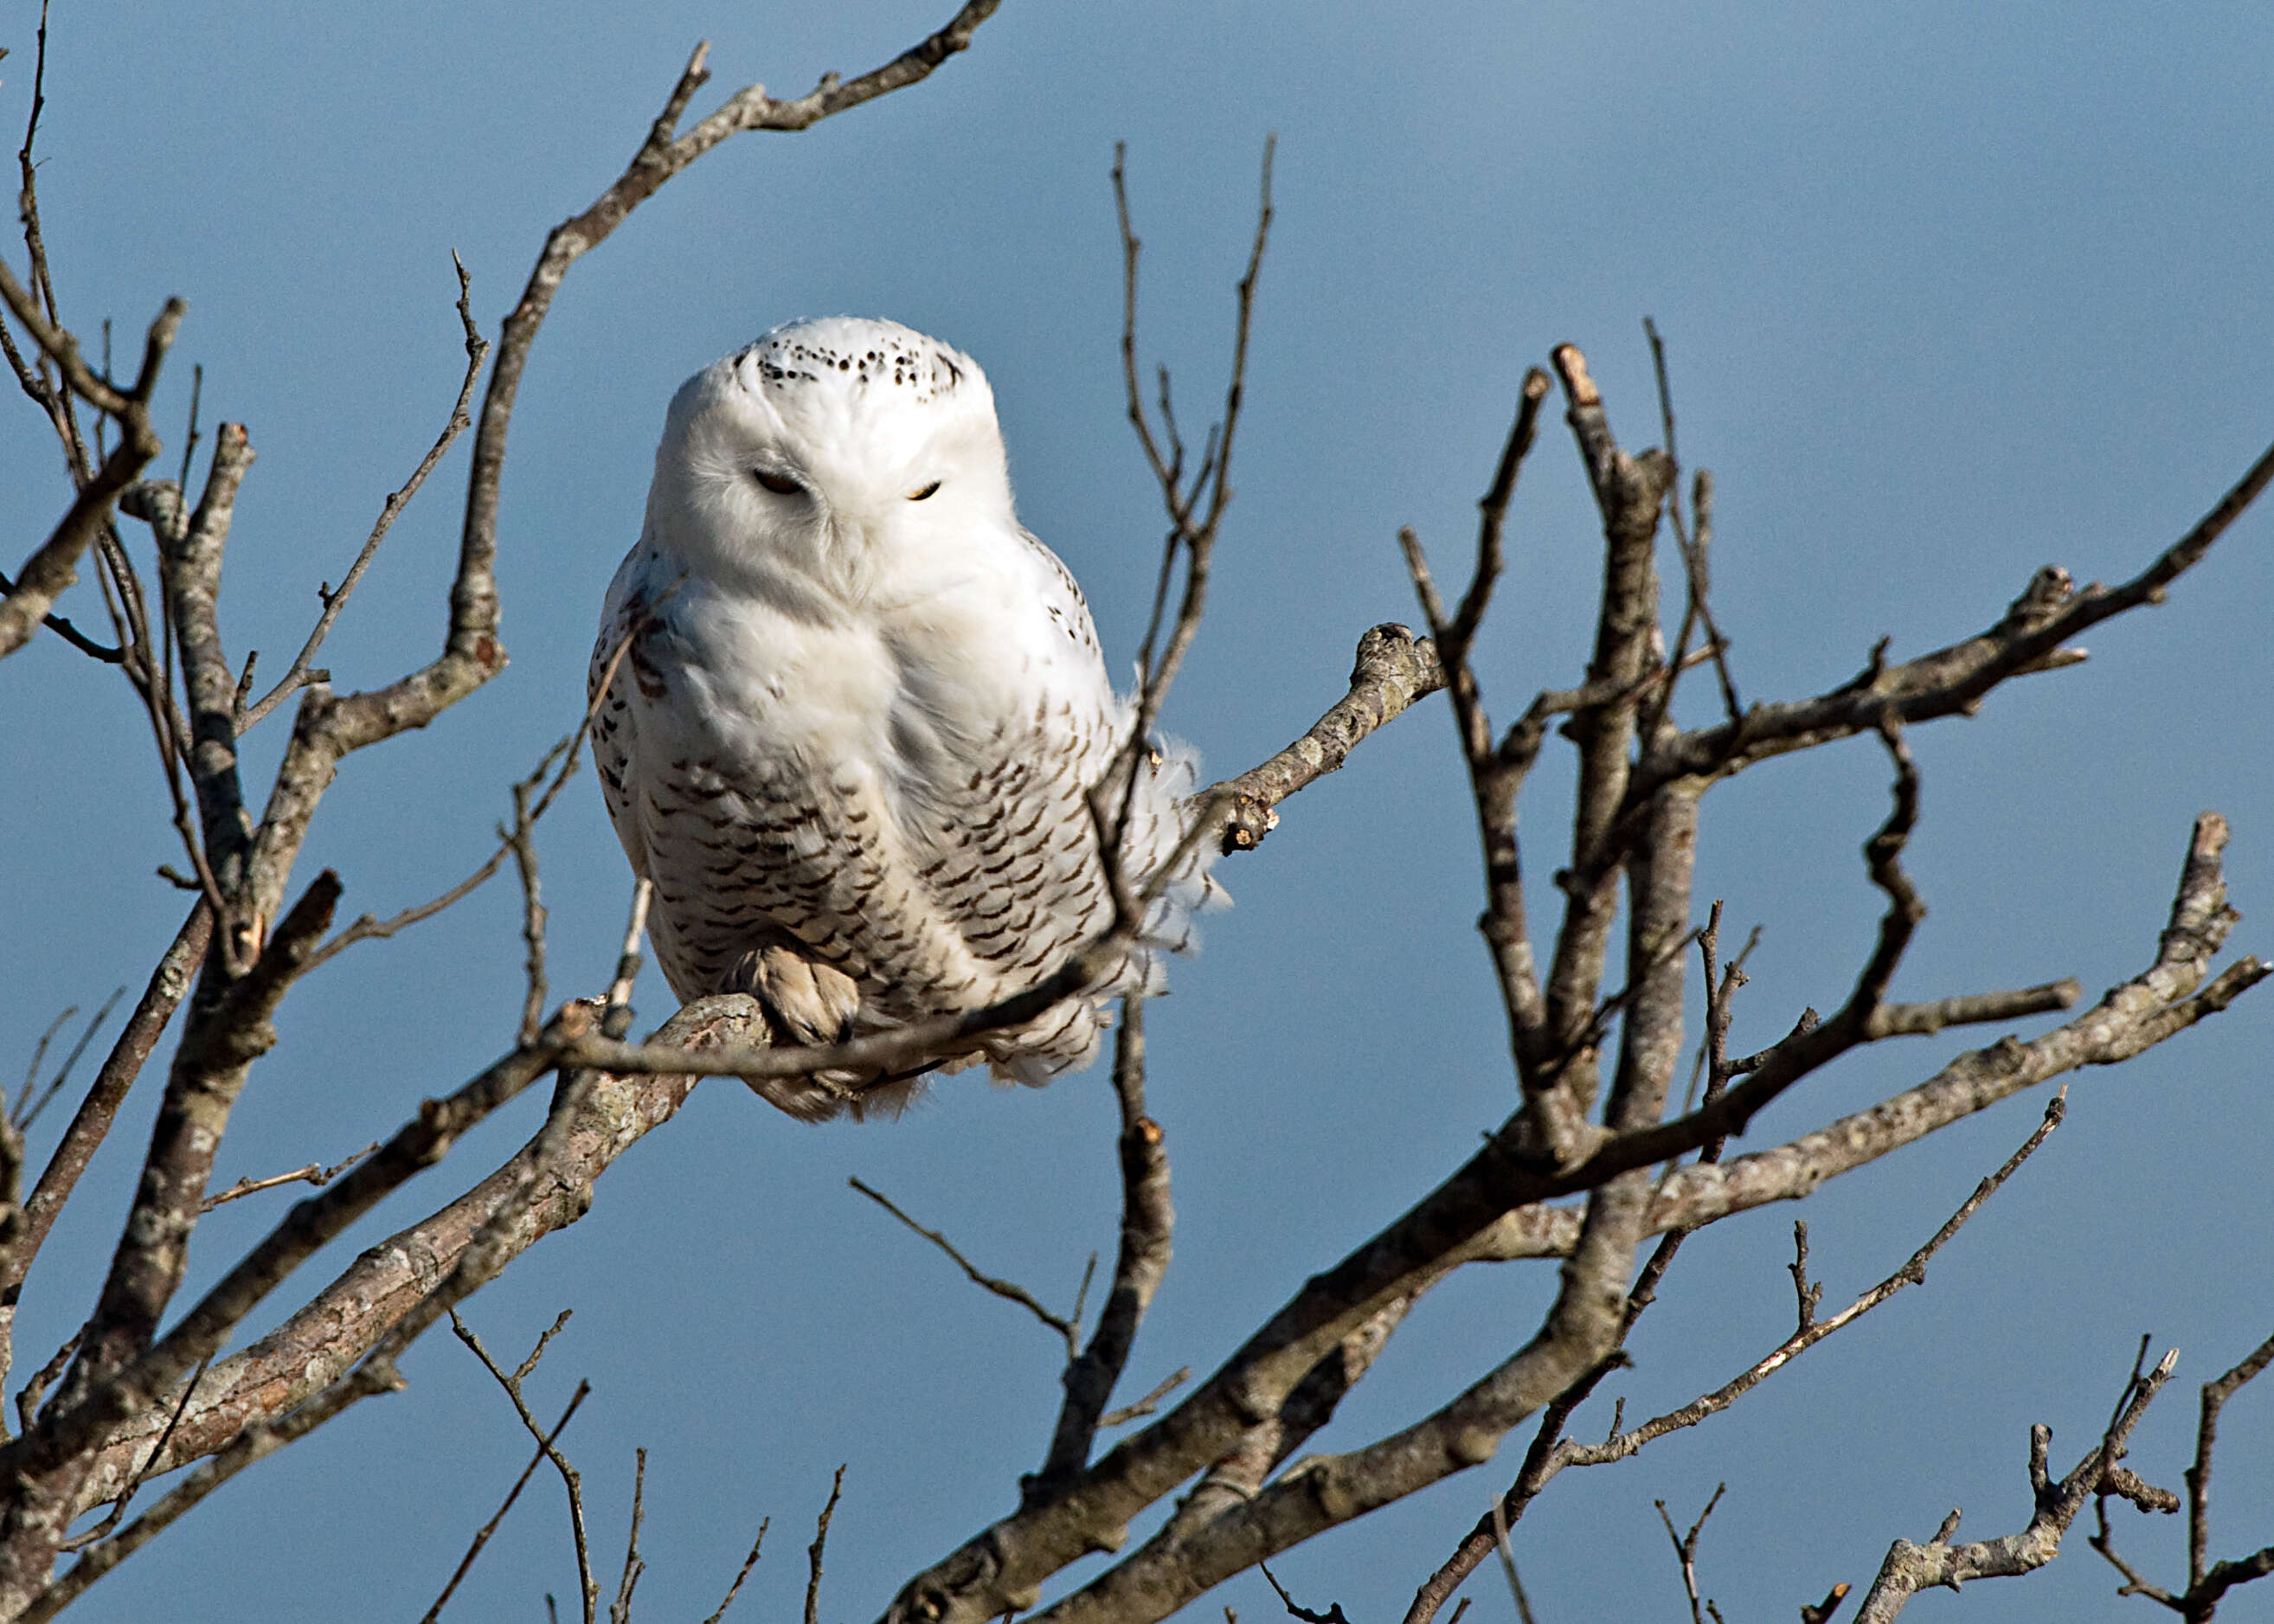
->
590 318 1210 1121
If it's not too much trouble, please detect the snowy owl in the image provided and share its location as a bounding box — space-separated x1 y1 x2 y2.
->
590 317 1211 1122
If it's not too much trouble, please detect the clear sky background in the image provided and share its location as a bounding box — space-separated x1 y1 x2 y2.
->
4 3 2272 1621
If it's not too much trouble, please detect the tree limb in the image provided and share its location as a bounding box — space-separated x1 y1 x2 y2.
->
0 296 186 658
1853 1348 2180 1621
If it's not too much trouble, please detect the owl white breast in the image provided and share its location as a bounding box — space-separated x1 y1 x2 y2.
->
590 317 1209 1122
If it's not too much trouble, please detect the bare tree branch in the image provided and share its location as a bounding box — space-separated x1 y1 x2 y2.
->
0 295 187 659
156 423 259 961
1532 342 1673 1141
2088 1326 2274 1621
1208 623 1446 855
1410 1088 2066 1624
9 989 121 1137
1035 995 1174 1489
241 255 489 729
196 1141 379 1214
701 1517 768 1624
1397 366 1561 1139
806 1466 846 1624
2181 1332 2274 1617
421 1365 589 1624
1655 1483 1726 1624
850 1178 1082 1356
61 996 754 1513
1853 1347 2180 1620
1634 433 2274 800
607 1448 647 1624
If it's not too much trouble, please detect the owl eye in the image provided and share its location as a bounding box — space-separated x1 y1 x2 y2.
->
751 468 803 497
909 480 943 502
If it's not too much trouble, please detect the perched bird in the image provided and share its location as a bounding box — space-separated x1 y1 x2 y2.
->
590 317 1212 1121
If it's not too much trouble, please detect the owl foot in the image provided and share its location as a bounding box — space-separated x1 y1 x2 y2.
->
716 946 870 1123
729 943 861 1050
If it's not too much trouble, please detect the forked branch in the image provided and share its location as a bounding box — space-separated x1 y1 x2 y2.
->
1853 1346 2180 1621
0 295 186 659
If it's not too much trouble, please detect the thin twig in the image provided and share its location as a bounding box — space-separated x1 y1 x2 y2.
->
176 364 202 496
509 773 550 1047
1099 1366 1192 1429
1492 1496 1535 1624
607 1448 646 1624
1070 1253 1099 1339
1641 318 1738 732
452 1311 596 1624
241 259 489 729
601 876 652 1042
13 1008 74 1127
197 1141 380 1214
1655 1483 1726 1624
421 1380 588 1623
701 1518 768 1624
54 1356 210 1554
305 729 581 972
1113 134 1275 744
1258 1560 1350 1624
1565 1090 2068 1470
805 1465 845 1624
848 1178 1079 1356
13 1327 80 1438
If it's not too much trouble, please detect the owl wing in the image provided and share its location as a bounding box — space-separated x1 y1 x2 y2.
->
588 541 680 887
841 530 1132 1075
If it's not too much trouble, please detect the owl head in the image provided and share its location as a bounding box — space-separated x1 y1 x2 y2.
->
645 317 1018 600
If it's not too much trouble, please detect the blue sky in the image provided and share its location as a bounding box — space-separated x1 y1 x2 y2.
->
3 3 2272 1620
